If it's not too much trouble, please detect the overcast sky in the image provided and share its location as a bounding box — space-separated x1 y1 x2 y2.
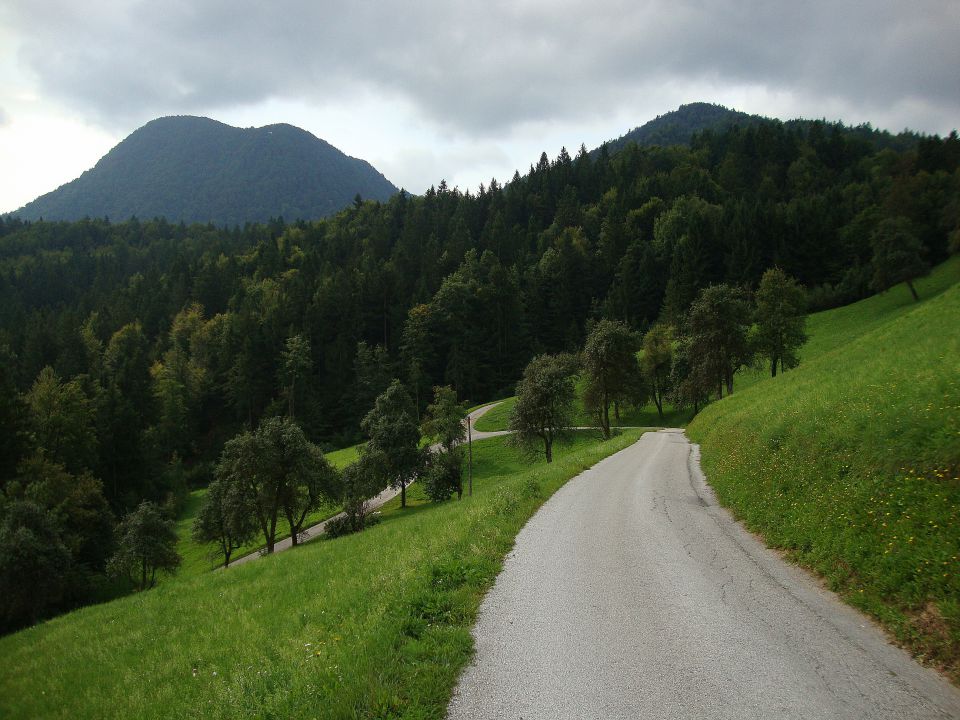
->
1 0 958 214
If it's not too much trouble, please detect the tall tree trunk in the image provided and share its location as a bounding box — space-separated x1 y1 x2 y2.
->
266 509 278 553
907 280 919 302
771 358 778 377
545 437 553 463
287 511 298 546
401 480 406 508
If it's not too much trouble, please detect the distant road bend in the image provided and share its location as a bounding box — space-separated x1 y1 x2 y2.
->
447 429 960 719
229 401 505 566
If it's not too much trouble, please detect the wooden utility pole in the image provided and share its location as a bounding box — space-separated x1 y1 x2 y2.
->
468 415 473 496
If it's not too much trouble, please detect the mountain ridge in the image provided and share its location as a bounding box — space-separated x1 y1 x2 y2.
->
595 101 922 155
14 115 399 225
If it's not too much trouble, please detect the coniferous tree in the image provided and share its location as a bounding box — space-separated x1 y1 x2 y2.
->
279 334 312 420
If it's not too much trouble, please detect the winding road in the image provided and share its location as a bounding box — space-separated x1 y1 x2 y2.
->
446 429 960 719
229 401 506 566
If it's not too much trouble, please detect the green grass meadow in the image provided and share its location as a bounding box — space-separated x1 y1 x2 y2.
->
0 430 643 719
688 257 960 679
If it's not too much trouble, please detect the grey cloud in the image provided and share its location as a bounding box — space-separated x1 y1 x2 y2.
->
7 0 960 136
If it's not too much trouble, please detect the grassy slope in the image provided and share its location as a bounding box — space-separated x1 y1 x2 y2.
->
175 443 364 576
0 429 643 719
688 257 960 679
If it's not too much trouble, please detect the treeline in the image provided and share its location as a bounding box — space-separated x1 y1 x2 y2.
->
0 118 958 630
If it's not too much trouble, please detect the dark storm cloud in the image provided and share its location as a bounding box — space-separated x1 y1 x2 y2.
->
8 0 960 134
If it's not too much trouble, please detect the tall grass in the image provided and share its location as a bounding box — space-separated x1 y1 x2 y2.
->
688 259 960 679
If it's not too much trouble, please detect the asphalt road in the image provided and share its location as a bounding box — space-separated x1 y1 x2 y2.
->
446 429 960 719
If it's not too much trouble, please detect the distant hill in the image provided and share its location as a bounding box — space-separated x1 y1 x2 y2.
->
14 116 399 225
598 102 921 155
600 102 762 153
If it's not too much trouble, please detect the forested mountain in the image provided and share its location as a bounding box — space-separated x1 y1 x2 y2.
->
1 110 958 631
600 102 923 155
13 116 399 225
600 102 763 153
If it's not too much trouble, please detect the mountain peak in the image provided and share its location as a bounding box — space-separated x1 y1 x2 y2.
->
598 103 762 154
15 117 398 225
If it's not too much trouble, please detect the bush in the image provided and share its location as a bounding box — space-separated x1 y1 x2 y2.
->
324 511 381 539
422 450 464 502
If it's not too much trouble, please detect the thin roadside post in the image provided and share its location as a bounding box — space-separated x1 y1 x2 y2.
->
468 414 473 496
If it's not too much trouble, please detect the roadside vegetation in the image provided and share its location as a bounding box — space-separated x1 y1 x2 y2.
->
0 429 643 719
688 259 960 680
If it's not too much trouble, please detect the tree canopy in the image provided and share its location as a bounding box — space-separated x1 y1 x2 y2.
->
754 268 807 376
582 320 640 439
213 416 338 553
108 501 180 591
361 380 423 508
685 284 753 398
509 354 578 462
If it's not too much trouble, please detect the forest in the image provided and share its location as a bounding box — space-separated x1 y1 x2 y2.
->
0 117 958 631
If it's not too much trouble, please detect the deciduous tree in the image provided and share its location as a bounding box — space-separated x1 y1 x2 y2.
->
421 385 466 500
641 324 674 421
509 354 577 462
192 478 257 567
108 501 180 590
215 416 337 552
361 380 423 508
0 500 73 632
25 367 98 475
337 454 385 532
685 284 753 398
754 267 807 377
582 320 640 438
870 216 930 301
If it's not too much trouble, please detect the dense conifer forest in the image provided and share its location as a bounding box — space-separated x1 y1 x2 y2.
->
1 116 958 630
